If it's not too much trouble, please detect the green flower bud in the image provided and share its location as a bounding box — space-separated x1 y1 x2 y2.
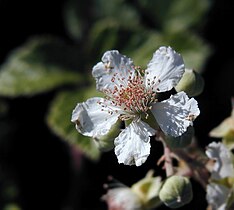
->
175 69 204 97
131 170 163 209
93 120 122 152
159 176 193 208
165 126 194 149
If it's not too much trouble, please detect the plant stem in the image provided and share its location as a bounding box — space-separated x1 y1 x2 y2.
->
162 140 174 177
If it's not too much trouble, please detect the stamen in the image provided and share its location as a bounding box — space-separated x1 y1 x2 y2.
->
104 66 158 120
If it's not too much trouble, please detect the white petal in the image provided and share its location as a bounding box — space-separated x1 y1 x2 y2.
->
71 97 120 138
102 187 142 210
114 121 155 166
206 142 234 179
151 92 200 137
145 46 185 92
206 183 230 210
92 50 135 93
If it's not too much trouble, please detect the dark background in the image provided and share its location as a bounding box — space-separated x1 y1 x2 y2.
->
0 0 234 209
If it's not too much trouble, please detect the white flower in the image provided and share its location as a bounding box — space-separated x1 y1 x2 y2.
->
206 142 234 180
206 183 231 210
72 46 200 166
102 187 143 210
206 142 234 209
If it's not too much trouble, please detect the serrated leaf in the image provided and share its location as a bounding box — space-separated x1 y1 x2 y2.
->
47 87 103 160
0 36 83 97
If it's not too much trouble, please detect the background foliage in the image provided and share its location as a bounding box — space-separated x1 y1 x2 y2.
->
0 0 233 209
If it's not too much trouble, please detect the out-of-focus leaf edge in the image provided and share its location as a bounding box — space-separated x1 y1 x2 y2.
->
46 89 101 161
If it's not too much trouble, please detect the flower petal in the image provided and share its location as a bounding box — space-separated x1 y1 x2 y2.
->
206 142 234 179
206 183 230 210
114 121 155 166
145 46 185 92
71 97 120 138
92 50 135 93
102 187 142 210
151 92 200 137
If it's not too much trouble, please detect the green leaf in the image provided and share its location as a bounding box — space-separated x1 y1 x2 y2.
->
87 19 120 56
47 87 103 160
165 31 211 72
163 0 211 32
129 31 210 72
87 18 144 58
0 99 8 116
3 203 21 210
0 36 83 97
63 0 89 41
129 32 164 68
137 0 211 31
95 0 140 27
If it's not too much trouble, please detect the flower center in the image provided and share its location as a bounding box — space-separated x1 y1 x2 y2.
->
105 67 158 120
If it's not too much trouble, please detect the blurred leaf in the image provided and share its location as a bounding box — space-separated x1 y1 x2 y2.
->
129 32 163 68
88 19 119 56
3 204 21 210
63 0 140 43
47 87 103 160
223 133 234 151
137 0 211 31
87 0 140 56
163 0 211 32
95 0 140 27
0 99 8 116
130 31 210 72
165 32 211 72
0 36 83 97
63 0 91 41
209 117 234 138
87 18 145 58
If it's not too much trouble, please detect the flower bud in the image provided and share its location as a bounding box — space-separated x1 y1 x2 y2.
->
175 69 204 97
159 176 193 208
102 187 142 210
102 177 143 210
165 126 194 149
131 170 162 209
93 120 122 152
